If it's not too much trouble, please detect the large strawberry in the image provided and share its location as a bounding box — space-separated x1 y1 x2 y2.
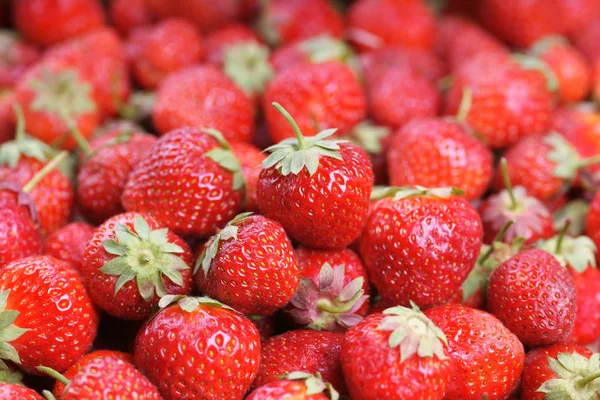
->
44 222 95 273
145 0 241 33
360 186 482 308
122 127 245 238
0 384 42 400
257 103 373 249
0 31 40 90
247 372 339 400
134 295 261 400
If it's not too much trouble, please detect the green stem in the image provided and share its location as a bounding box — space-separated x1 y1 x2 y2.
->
479 220 514 265
576 370 600 388
61 112 92 157
500 158 518 210
555 220 571 255
578 154 600 168
272 102 307 150
42 390 57 400
456 87 472 123
22 151 68 193
37 366 70 386
317 289 364 314
12 104 26 142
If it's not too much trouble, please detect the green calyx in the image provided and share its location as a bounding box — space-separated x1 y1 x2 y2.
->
256 4 279 47
370 185 465 201
553 200 590 236
298 34 356 66
118 91 156 121
544 132 600 182
512 53 559 92
345 120 390 154
194 212 252 275
530 35 570 57
0 290 28 370
283 372 339 400
262 102 346 176
537 231 597 273
158 295 235 313
202 128 245 191
223 42 274 96
0 364 24 385
377 302 449 362
100 216 189 301
537 352 600 400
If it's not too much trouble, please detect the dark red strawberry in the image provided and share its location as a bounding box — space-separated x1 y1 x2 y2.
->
249 314 276 341
205 23 262 67
110 0 155 36
44 222 95 273
145 0 242 33
230 141 265 212
0 31 40 90
0 94 15 145
247 372 339 400
0 384 42 400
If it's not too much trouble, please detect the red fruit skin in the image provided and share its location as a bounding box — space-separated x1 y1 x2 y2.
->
110 0 155 36
0 256 98 374
445 53 554 149
13 0 106 46
341 312 452 400
134 303 261 400
76 132 157 224
359 194 483 309
205 23 261 67
250 315 276 341
145 0 242 33
487 249 577 347
569 267 600 345
387 118 494 200
195 215 299 315
229 142 265 212
0 94 15 145
247 380 329 400
81 212 193 320
0 384 43 400
521 343 594 400
424 305 525 400
122 126 245 238
587 191 600 263
559 0 600 37
347 0 436 52
0 33 40 90
153 66 254 143
0 191 42 269
44 222 95 273
257 143 373 249
254 330 346 394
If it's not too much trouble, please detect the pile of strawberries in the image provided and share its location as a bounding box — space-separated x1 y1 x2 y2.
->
2 0 600 399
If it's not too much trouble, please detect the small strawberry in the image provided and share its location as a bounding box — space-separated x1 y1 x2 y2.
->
425 304 525 400
0 31 40 90
134 295 261 400
258 102 373 249
0 384 42 400
145 0 242 33
194 213 299 315
247 372 339 400
44 222 95 273
109 0 155 37
230 141 265 212
205 23 262 67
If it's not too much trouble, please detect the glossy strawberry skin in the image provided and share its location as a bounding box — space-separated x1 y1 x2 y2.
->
0 32 40 90
0 384 43 400
110 0 155 36
134 303 261 400
387 118 494 200
247 380 329 400
145 0 242 33
230 142 265 212
258 142 373 249
152 66 254 143
0 255 98 374
424 305 524 400
487 249 577 347
122 126 244 238
569 267 600 345
359 194 483 308
44 222 95 273
205 23 261 67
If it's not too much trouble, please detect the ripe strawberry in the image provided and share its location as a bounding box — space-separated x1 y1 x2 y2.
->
13 0 106 46
152 66 254 143
387 117 493 200
122 127 245 237
360 187 482 308
134 295 261 400
82 212 193 320
264 62 366 143
587 191 600 260
258 103 373 249
145 0 242 33
230 142 265 212
257 0 343 47
219 41 273 102
254 330 346 394
342 304 452 399
110 0 155 36
205 23 261 67
247 372 339 400
0 384 42 400
195 213 299 315
521 343 599 399
0 255 98 374
425 304 525 400
0 94 15 145
44 222 95 273
346 0 436 52
0 31 40 90
487 249 577 347
342 121 391 185
559 0 600 36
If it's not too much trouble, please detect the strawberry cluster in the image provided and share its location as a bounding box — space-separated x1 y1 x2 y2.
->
1 0 600 399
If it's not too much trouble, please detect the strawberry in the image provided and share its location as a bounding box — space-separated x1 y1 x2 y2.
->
13 0 106 46
257 103 373 249
81 212 193 320
559 0 600 37
152 66 254 143
194 213 299 315
247 372 339 400
230 142 265 212
254 329 346 394
249 314 276 341
341 304 452 399
204 23 261 67
0 94 15 145
109 0 155 36
587 191 600 261
122 127 245 237
44 222 95 273
0 384 42 400
0 31 40 90
346 0 436 52
424 304 525 400
134 295 261 400
521 343 600 399
360 187 482 308
263 62 366 143
487 249 577 347
219 41 273 102
0 255 98 374
342 121 391 185
145 0 242 33
257 0 343 47
387 117 494 200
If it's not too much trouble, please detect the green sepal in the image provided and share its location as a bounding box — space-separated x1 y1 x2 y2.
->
544 132 584 180
298 34 356 66
537 235 597 273
530 35 570 57
0 364 24 385
553 200 590 236
118 91 156 121
512 53 559 92
223 42 274 96
537 352 600 400
201 128 245 191
0 290 28 369
370 185 465 201
344 121 390 154
158 295 236 313
283 372 340 400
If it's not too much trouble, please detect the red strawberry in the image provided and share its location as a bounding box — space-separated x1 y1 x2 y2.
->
230 141 265 212
247 372 339 400
81 212 193 320
254 330 346 394
134 295 261 400
425 304 525 400
205 23 261 67
0 384 42 400
559 0 600 37
0 31 40 90
249 314 276 341
587 191 600 261
195 213 299 315
360 187 482 308
258 103 373 249
573 18 600 63
342 121 391 186
152 66 254 143
341 304 452 399
346 0 436 52
264 62 366 143
145 0 242 33
0 255 98 374
110 0 155 36
521 343 599 399
122 127 245 237
44 222 95 273
13 0 106 46
0 94 15 145
387 117 493 200
487 248 577 347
